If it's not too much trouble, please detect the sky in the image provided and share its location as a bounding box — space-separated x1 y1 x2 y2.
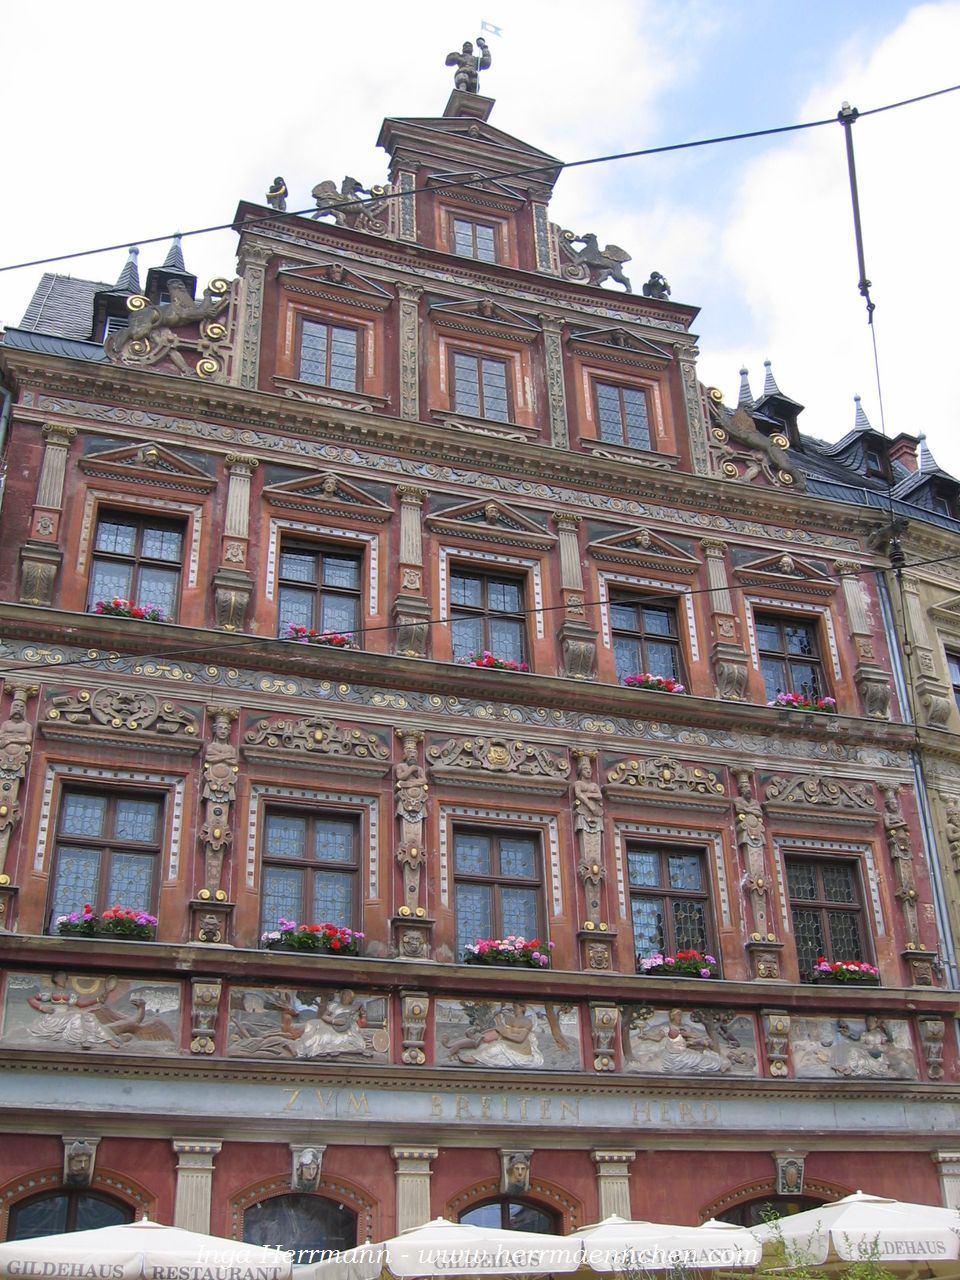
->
2 0 958 473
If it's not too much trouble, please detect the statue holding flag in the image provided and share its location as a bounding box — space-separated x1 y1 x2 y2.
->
445 37 491 93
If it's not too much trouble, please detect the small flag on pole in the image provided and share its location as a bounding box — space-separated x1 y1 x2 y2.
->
480 20 503 36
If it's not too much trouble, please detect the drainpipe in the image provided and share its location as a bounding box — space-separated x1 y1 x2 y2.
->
876 570 960 993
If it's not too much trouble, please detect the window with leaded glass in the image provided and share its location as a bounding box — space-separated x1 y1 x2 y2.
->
460 1200 559 1233
261 809 359 932
451 217 498 263
627 845 713 966
47 790 163 930
8 1190 134 1240
298 320 360 391
277 543 361 640
594 381 652 451
454 829 543 959
451 351 511 422
450 569 526 665
88 511 184 619
243 1193 357 1259
610 596 683 682
786 855 867 980
947 652 960 712
755 614 825 702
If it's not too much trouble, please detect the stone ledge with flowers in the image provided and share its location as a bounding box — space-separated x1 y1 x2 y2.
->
93 598 169 622
463 936 554 967
458 651 529 672
284 624 355 648
261 918 364 954
57 905 158 941
623 673 686 693
767 692 837 713
809 957 880 984
638 949 718 978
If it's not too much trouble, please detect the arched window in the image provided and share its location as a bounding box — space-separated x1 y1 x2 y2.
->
716 1195 823 1227
243 1194 356 1261
459 1199 559 1233
8 1190 134 1240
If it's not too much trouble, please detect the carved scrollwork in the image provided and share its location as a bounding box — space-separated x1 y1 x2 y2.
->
45 689 199 738
606 754 724 795
428 736 570 780
763 775 877 811
244 714 389 760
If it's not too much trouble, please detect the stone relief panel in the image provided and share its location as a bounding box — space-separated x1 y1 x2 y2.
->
1 972 180 1054
435 998 581 1071
789 1013 917 1080
621 1005 759 1077
227 986 389 1063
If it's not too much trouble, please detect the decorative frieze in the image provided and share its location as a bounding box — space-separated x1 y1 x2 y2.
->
42 689 201 753
606 754 725 802
428 736 570 790
243 714 390 770
763 774 877 817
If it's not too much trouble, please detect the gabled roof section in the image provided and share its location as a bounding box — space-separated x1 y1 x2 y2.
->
18 274 110 340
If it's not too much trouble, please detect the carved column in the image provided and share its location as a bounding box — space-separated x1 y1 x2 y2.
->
761 1010 791 1077
397 284 422 422
541 317 569 449
677 344 710 475
172 1139 222 1232
835 560 891 718
236 242 271 390
395 171 418 242
932 1152 960 1208
189 978 223 1055
701 539 749 700
900 574 952 726
21 424 77 605
393 730 432 957
554 513 596 679
881 784 938 983
592 1150 635 1218
190 707 240 943
393 486 430 657
0 684 37 913
572 750 613 966
734 770 782 979
400 991 430 1065
212 455 258 631
391 1147 437 1232
589 1004 619 1073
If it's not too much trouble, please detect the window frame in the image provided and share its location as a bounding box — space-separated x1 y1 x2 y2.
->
609 592 685 684
458 1198 560 1233
453 825 545 959
593 379 653 451
7 1189 135 1240
449 565 528 665
785 853 871 981
449 348 513 423
754 611 827 702
449 214 500 263
297 316 362 392
276 539 363 642
626 842 716 969
947 651 960 712
260 805 362 934
47 786 165 932
87 508 186 619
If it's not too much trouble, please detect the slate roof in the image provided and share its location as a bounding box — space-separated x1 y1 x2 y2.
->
17 274 110 341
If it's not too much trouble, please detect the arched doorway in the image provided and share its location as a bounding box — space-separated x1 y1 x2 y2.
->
8 1189 134 1240
243 1193 357 1261
459 1198 559 1233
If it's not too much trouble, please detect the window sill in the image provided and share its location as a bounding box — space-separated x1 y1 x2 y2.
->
578 435 677 469
431 409 538 443
274 376 389 413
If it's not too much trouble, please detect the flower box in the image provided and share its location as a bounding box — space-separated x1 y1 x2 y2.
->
808 957 880 984
261 918 364 955
638 949 718 978
284 624 355 648
57 905 157 941
458 651 529 672
623 673 686 694
92 598 168 622
767 692 837 713
463 936 554 967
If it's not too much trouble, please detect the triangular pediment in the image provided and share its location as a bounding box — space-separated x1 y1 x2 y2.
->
426 168 528 204
568 326 672 365
78 442 215 492
428 297 540 339
263 471 392 522
588 526 699 575
426 498 555 549
277 260 393 310
733 552 836 595
928 592 960 627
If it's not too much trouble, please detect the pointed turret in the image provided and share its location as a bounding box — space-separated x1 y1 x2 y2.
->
753 358 804 442
918 432 938 474
737 367 753 408
145 234 197 301
762 359 781 397
853 394 872 432
114 247 141 295
161 234 187 273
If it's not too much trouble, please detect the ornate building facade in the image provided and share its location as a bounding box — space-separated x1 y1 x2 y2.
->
1 63 959 1248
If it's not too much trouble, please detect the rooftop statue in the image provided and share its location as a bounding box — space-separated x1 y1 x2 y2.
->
265 177 288 212
559 231 632 292
311 176 388 233
642 271 671 300
445 37 491 93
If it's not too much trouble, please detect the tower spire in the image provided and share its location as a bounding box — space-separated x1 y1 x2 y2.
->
762 359 781 397
737 367 754 408
853 394 872 431
161 234 186 273
114 247 140 294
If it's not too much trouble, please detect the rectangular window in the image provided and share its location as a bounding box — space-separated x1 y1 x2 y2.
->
299 320 360 391
948 652 960 712
755 613 825 702
277 543 361 640
786 855 867 980
610 597 683 683
454 828 543 958
451 351 511 422
452 217 498 263
261 809 360 932
48 789 163 930
89 511 184 619
595 382 652 451
627 844 713 966
450 568 526 665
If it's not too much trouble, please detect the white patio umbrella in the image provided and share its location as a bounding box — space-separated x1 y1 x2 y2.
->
751 1191 960 1269
575 1214 762 1271
299 1218 581 1280
0 1217 293 1280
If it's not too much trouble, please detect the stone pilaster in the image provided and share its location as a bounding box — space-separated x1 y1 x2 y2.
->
391 1147 437 1232
901 574 952 726
398 486 426 569
541 317 569 448
213 456 257 631
21 424 76 604
592 1150 635 1218
933 1151 960 1208
701 539 749 699
394 486 429 657
835 560 891 719
172 1139 222 1231
554 513 596 678
236 242 271 390
678 344 710 475
397 286 422 421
